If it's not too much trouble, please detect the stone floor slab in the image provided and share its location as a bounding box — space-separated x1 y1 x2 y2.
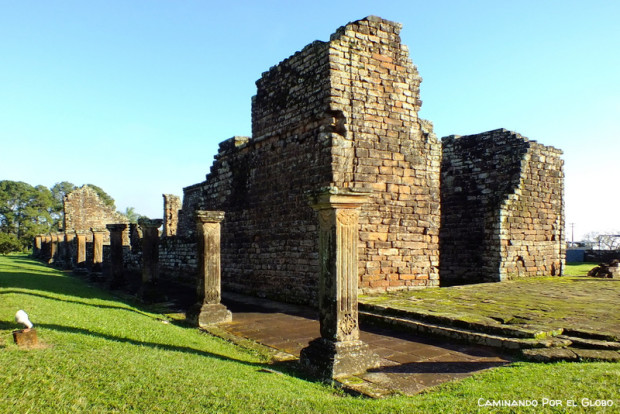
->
220 293 512 396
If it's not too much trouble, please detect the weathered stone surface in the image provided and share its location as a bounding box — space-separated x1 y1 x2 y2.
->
300 337 379 379
300 188 379 379
13 328 38 348
106 224 128 288
587 260 620 279
163 194 181 237
186 211 231 327
64 185 127 237
138 218 163 300
91 228 106 274
440 129 565 284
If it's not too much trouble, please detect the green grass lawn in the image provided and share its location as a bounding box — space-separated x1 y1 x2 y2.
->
1 255 618 413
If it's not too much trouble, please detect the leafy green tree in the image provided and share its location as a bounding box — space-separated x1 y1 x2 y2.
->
120 206 147 223
0 180 54 249
51 181 77 210
0 232 22 254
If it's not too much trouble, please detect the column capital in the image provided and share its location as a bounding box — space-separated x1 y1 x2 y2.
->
308 187 371 211
138 218 163 229
195 210 225 224
106 223 128 232
90 227 108 234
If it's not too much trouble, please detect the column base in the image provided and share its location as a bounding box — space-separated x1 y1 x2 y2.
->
187 303 232 327
138 281 164 303
13 328 38 348
299 337 380 380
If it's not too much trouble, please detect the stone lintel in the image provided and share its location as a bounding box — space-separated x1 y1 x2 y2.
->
90 227 108 234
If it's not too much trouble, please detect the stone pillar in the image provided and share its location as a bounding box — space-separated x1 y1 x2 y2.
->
107 224 128 289
300 187 379 379
75 231 88 271
41 235 52 262
91 228 106 274
163 194 181 237
55 233 66 268
33 235 42 258
49 234 58 264
63 231 75 270
187 211 231 326
138 218 162 300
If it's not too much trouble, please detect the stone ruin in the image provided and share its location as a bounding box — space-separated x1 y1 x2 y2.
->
588 260 620 279
31 15 566 379
34 16 565 304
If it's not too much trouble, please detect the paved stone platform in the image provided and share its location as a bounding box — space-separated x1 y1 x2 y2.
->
217 293 511 396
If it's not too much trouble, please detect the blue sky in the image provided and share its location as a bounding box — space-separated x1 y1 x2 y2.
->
1 1 618 240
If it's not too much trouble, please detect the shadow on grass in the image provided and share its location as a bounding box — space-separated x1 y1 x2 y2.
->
36 321 315 381
1 289 158 320
38 322 262 365
0 271 105 300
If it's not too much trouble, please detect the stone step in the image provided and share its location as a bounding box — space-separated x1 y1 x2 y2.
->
521 348 620 363
359 303 560 340
359 311 571 351
557 336 620 350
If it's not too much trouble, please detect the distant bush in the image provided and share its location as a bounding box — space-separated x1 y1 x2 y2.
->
0 232 22 255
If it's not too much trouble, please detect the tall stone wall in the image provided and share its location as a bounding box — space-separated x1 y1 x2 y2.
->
177 16 441 305
440 129 565 285
327 17 441 291
198 39 335 304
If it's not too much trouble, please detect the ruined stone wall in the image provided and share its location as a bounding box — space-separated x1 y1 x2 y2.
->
440 129 564 284
175 16 441 304
163 194 181 237
63 185 127 241
327 17 441 291
195 39 334 304
177 183 203 238
159 238 198 282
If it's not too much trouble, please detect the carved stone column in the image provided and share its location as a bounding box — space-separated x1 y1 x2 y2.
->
91 228 106 274
187 210 231 326
107 224 128 289
42 235 52 262
55 233 66 268
63 231 75 270
300 187 379 379
138 218 163 300
49 233 58 264
33 235 42 259
75 231 88 271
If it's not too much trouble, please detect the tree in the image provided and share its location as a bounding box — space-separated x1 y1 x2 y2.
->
0 232 22 254
0 180 54 249
51 181 77 210
120 207 144 223
583 231 620 251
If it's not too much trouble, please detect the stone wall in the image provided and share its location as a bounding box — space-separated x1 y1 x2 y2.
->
327 17 441 291
163 194 181 237
63 185 128 240
38 16 566 307
440 129 565 284
174 16 441 305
